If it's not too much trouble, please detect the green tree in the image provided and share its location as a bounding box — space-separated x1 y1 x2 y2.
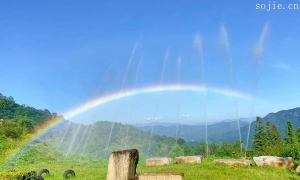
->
2 120 24 138
195 141 206 155
296 127 300 143
252 116 267 155
271 125 283 144
264 122 283 155
284 120 296 144
168 144 184 158
265 121 272 144
176 138 195 156
177 138 186 146
0 95 18 119
17 117 36 133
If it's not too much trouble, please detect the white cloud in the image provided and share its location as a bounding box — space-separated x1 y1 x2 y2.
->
146 116 164 121
180 114 190 118
272 60 290 70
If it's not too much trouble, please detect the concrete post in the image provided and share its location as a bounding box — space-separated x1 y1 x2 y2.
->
106 149 139 180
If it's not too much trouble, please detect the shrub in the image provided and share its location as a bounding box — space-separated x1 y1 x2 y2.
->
280 144 300 160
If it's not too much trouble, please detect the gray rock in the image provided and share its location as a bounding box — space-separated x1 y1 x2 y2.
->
253 156 294 168
146 157 172 166
213 159 252 166
175 156 203 164
136 173 184 180
296 165 300 174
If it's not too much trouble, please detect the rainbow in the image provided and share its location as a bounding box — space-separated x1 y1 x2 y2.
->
1 83 254 167
63 84 253 120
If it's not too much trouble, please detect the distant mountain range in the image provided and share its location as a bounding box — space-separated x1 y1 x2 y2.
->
133 118 254 127
135 119 252 142
39 107 300 158
133 122 181 127
135 107 300 147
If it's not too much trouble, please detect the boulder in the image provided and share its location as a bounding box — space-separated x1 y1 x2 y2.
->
213 159 252 166
146 157 172 166
136 173 184 180
296 165 300 174
106 149 139 180
253 156 294 168
175 156 203 164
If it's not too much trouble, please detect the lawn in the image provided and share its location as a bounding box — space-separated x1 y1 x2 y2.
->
1 157 300 179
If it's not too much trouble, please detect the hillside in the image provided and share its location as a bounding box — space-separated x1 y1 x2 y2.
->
263 108 300 135
40 120 179 159
0 93 60 124
0 93 63 164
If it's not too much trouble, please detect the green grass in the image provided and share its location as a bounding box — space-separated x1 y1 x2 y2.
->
1 158 108 179
138 158 300 180
1 157 300 179
0 143 299 179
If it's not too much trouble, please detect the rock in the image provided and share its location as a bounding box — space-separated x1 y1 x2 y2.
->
106 149 139 180
253 156 294 168
175 156 203 164
296 165 300 174
136 173 184 180
213 159 252 166
146 157 172 166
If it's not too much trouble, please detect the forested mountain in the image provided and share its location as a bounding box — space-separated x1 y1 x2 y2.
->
41 120 179 159
0 93 62 140
0 93 59 123
134 108 300 148
263 108 300 135
0 93 64 165
208 107 300 147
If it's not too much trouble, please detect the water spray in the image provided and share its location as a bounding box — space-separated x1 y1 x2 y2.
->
105 38 140 159
124 56 142 149
147 49 169 157
220 24 242 156
64 64 113 157
175 56 182 142
194 33 209 157
245 22 270 157
80 65 113 156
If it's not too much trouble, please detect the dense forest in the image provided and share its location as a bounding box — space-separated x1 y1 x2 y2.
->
0 93 63 163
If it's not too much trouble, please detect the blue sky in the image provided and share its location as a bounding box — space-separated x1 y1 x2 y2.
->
0 0 299 124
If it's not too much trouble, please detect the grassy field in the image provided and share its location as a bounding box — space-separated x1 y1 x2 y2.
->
138 158 300 180
1 157 300 179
